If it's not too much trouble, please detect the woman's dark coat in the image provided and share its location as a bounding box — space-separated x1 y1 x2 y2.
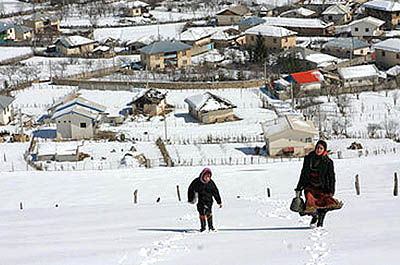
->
295 152 336 195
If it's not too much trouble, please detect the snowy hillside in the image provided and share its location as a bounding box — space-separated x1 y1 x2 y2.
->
1 153 399 265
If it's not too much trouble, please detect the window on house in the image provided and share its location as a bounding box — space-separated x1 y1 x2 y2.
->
251 36 255 41
355 27 359 32
397 54 400 59
328 15 332 20
365 28 370 32
382 51 386 56
58 121 61 123
305 137 312 143
64 121 66 123
273 38 277 43
359 80 362 83
80 122 87 128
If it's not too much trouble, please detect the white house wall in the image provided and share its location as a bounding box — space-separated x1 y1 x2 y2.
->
0 107 13 125
56 113 94 140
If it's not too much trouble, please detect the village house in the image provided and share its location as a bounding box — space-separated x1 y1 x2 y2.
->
362 0 400 29
261 115 319 157
92 45 114 58
337 64 380 88
347 16 385 38
128 88 167 116
184 92 237 124
321 4 352 25
289 47 342 68
262 17 334 36
279 7 317 18
13 25 34 41
283 70 325 94
322 37 370 58
244 24 297 51
373 38 400 68
216 5 252 26
211 27 245 48
124 35 156 52
299 0 349 12
54 35 96 55
179 27 216 56
51 97 106 140
0 95 14 125
237 16 266 31
0 23 15 42
23 12 60 33
123 0 150 17
138 41 192 70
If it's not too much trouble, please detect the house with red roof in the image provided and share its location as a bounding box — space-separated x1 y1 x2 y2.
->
284 70 325 92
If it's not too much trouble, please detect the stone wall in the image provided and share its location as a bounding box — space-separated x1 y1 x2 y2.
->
54 78 266 90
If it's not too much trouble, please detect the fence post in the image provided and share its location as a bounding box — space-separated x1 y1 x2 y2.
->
355 174 360 195
266 188 271 198
19 202 23 210
133 189 138 204
176 185 181 202
394 172 398 197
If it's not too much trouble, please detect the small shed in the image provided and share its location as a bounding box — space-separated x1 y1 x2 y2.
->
184 92 237 124
261 115 318 157
128 88 167 116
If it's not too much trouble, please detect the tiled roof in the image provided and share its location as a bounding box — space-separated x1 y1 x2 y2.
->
138 41 192 55
289 70 324 84
245 24 297 37
363 0 400 12
323 37 370 49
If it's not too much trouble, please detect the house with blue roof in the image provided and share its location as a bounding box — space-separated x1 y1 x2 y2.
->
51 97 106 140
138 41 192 70
237 16 265 31
322 37 370 58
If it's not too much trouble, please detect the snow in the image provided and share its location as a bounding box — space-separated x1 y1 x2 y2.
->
93 23 186 43
0 47 33 62
0 150 399 264
338 64 379 80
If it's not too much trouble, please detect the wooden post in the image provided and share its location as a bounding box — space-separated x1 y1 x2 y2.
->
267 188 271 198
19 202 23 210
133 189 138 204
394 172 398 197
176 185 181 202
355 174 360 195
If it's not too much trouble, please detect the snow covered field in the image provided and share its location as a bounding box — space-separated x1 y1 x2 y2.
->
1 153 399 265
0 47 33 62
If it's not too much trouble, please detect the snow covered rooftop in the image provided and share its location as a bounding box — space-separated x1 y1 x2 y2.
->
211 27 242 41
184 92 236 112
323 37 370 50
129 88 167 104
321 4 351 15
54 97 106 114
349 16 385 27
262 115 318 138
338 64 379 80
280 7 316 17
52 105 100 120
263 17 333 28
245 24 297 37
36 142 78 156
362 0 400 12
56 36 96 48
93 46 110 53
180 27 218 42
138 41 192 55
373 38 400 53
386 65 400 76
305 53 341 66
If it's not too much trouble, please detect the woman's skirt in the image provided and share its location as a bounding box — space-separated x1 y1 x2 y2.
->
302 187 343 215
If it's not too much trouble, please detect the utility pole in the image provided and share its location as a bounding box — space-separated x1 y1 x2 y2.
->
290 81 294 110
164 114 167 141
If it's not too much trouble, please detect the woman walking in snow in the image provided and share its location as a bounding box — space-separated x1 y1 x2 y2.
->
188 168 222 232
295 140 342 227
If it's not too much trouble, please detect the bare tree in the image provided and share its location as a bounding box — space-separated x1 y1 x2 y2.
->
382 119 399 139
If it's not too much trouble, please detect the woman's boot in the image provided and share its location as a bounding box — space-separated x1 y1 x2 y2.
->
200 216 206 232
207 215 216 232
317 210 327 227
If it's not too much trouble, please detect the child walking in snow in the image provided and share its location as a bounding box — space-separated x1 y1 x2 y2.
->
188 168 222 232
